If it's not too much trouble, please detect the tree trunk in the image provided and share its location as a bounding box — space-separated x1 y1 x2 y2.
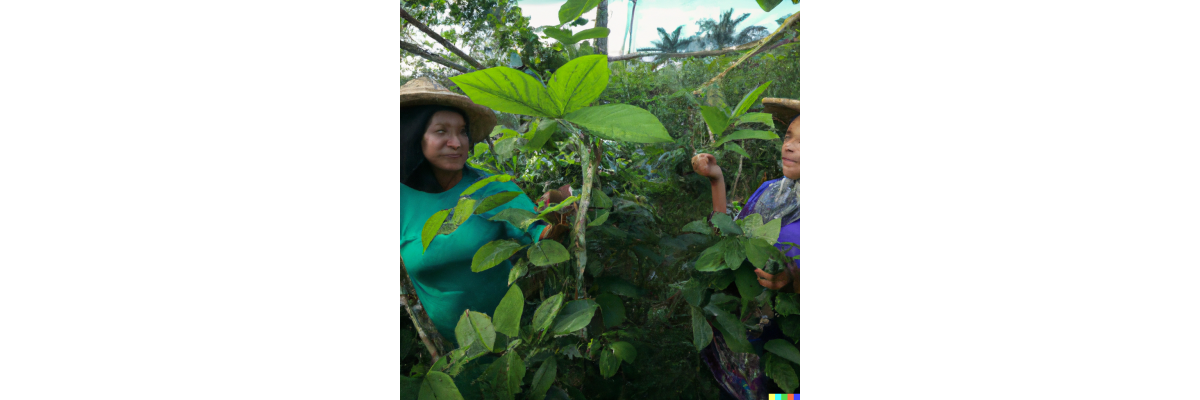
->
626 0 638 54
594 1 608 55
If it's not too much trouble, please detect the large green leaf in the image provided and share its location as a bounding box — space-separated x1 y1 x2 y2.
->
489 208 540 230
423 209 451 252
595 293 625 328
507 259 528 286
452 199 478 226
479 351 526 400
736 112 775 128
450 67 560 118
475 192 521 215
775 292 798 316
538 196 578 218
710 213 743 236
527 356 557 400
542 27 575 43
609 341 636 363
732 81 772 117
756 0 784 12
528 240 571 266
778 314 799 341
587 210 610 227
493 285 524 337
531 293 565 333
557 0 602 25
563 104 674 143
744 238 776 269
713 130 779 148
550 299 598 336
724 237 747 271
682 279 710 308
403 375 423 400
764 353 799 393
734 266 761 313
682 219 711 234
700 106 730 137
724 142 750 159
461 175 515 197
704 304 753 353
598 348 620 378
590 190 612 209
694 242 727 272
752 217 782 245
471 240 527 273
570 27 611 43
523 119 558 152
419 371 465 400
765 339 800 365
690 306 714 351
742 214 764 238
454 310 497 353
494 138 522 159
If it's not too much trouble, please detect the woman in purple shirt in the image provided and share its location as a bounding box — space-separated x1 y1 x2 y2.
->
691 98 799 399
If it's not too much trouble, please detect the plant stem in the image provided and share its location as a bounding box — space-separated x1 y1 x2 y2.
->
565 123 597 300
401 255 448 363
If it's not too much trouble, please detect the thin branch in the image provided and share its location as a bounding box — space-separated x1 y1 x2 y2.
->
401 256 449 363
694 11 800 94
607 40 761 62
401 7 486 70
400 39 473 73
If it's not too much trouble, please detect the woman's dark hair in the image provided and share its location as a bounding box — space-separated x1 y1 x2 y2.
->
401 104 472 193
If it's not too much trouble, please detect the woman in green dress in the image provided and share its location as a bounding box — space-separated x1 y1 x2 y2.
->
400 77 570 348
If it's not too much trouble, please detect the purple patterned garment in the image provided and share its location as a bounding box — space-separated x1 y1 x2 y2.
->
738 178 800 267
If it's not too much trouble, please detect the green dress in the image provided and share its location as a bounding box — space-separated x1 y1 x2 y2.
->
401 167 546 346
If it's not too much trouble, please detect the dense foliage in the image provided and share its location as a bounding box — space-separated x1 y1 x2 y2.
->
402 1 799 398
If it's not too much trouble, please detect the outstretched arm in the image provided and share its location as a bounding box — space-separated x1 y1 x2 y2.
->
691 153 726 214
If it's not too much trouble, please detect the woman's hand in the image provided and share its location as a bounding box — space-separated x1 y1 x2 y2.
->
755 266 798 292
691 153 724 182
538 184 572 209
539 223 571 241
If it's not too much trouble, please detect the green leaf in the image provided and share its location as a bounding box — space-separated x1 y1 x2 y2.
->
736 112 775 128
402 375 423 400
563 104 674 143
507 259 528 286
461 175 515 197
699 106 730 137
475 192 521 215
778 314 799 341
710 213 743 235
528 240 571 266
742 214 764 238
757 0 784 12
690 306 714 351
478 351 526 400
711 270 736 290
423 209 451 252
452 199 478 226
713 130 779 148
557 0 602 25
775 292 798 316
527 356 557 400
542 26 574 43
587 210 610 227
489 208 540 230
454 310 497 353
744 238 776 269
734 266 761 312
694 243 727 272
752 217 782 245
724 142 750 159
598 348 620 378
419 371 465 400
704 304 754 353
550 299 598 336
765 339 800 365
532 293 565 333
682 279 710 308
590 190 612 209
523 119 558 152
609 341 636 363
570 27 611 44
538 196 578 217
596 276 640 298
732 81 772 117
682 219 711 234
495 138 522 159
764 353 799 393
595 293 625 328
450 67 560 118
471 240 527 273
493 285 524 337
720 237 746 271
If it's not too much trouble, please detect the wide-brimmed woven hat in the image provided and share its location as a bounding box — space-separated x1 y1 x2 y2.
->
762 97 800 133
400 77 497 143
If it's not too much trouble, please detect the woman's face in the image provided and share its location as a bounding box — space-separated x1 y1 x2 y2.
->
781 117 799 180
421 110 470 173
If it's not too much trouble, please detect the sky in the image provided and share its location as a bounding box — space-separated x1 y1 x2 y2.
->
514 0 797 53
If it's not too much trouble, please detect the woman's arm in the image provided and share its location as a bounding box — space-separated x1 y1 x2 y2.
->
691 153 726 214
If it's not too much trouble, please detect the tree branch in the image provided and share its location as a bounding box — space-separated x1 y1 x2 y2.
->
694 11 800 94
401 7 486 70
400 39 473 73
607 40 762 62
401 255 450 363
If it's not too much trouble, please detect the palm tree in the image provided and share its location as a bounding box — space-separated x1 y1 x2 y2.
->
691 8 769 51
636 25 693 53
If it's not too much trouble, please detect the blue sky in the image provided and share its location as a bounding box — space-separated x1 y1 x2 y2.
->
514 0 797 53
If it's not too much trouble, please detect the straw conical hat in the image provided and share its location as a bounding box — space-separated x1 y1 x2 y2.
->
401 77 497 143
762 97 800 132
